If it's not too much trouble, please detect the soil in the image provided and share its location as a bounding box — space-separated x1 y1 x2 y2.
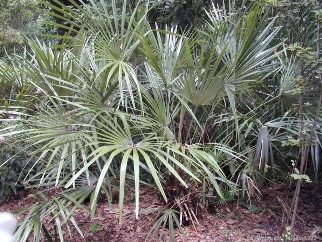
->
1 183 321 242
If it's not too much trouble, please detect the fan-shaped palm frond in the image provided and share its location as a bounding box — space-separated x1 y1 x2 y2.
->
15 191 84 242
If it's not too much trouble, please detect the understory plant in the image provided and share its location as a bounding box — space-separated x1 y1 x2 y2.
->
0 0 321 241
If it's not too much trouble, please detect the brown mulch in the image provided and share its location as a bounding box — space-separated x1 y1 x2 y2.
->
1 183 321 242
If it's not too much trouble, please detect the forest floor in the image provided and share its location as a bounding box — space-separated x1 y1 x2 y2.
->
1 183 322 242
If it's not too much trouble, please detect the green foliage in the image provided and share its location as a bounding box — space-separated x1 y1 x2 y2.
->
0 156 24 202
15 191 84 242
145 208 186 242
0 0 44 57
147 0 211 29
0 0 321 241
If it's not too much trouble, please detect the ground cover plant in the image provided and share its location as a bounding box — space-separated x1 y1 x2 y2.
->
0 0 321 241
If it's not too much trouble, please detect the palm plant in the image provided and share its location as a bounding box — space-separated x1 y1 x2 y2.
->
15 190 85 242
2 0 315 241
